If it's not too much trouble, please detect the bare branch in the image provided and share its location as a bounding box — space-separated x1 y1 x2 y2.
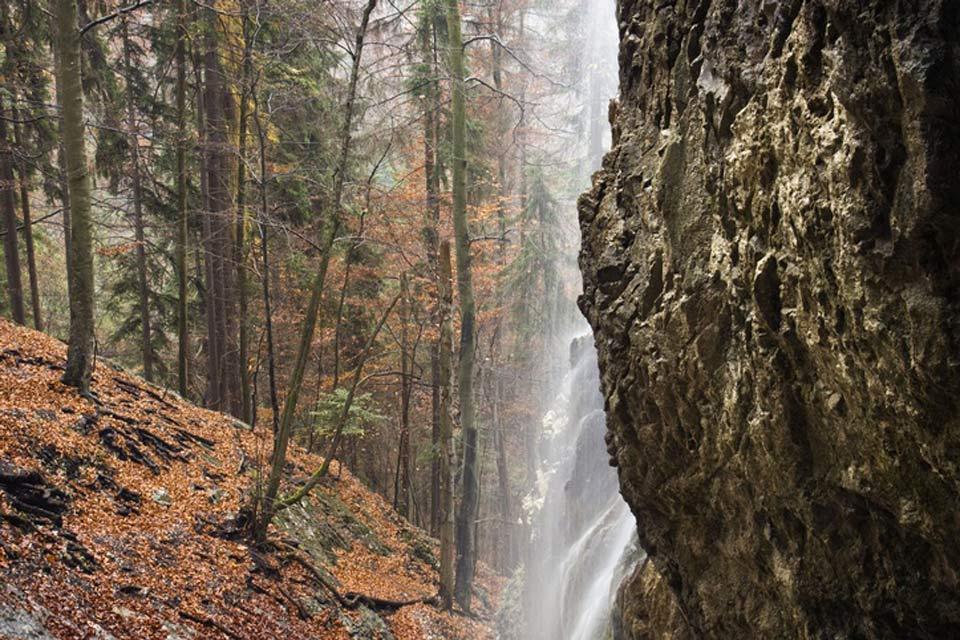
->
79 0 153 37
462 34 570 90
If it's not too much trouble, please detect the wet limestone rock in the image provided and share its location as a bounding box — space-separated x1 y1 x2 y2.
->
578 1 960 637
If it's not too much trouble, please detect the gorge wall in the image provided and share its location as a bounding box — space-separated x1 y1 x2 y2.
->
578 1 960 637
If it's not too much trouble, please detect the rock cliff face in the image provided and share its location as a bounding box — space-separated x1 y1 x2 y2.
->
578 1 960 637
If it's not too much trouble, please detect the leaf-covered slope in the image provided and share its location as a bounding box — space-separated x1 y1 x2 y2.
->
0 319 498 639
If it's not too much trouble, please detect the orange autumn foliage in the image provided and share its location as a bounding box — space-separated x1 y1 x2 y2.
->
0 319 500 639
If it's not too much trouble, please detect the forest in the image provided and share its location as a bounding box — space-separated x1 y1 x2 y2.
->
0 0 617 637
5 0 960 639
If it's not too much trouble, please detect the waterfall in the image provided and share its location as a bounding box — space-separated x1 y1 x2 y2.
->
513 2 628 638
516 0 628 637
521 335 640 640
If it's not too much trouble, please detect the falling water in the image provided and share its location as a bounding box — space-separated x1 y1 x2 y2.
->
521 334 639 640
518 2 633 638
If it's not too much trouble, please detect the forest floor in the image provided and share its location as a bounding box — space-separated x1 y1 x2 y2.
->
0 319 501 639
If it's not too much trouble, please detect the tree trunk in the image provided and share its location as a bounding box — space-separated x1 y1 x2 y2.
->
396 272 412 518
236 14 253 424
0 107 25 324
56 0 96 393
438 240 455 611
253 101 280 437
493 377 512 572
474 427 488 574
0 102 24 325
255 0 378 543
445 0 479 612
420 6 443 537
200 0 240 413
332 228 361 391
490 0 509 258
201 4 226 409
195 26 219 408
489 0 512 574
123 19 154 382
175 0 189 398
11 106 42 331
0 2 23 326
49 11 73 310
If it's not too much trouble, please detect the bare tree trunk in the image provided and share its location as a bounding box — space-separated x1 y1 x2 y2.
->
419 6 443 537
255 0 378 543
0 2 23 325
123 19 154 381
175 0 190 398
56 0 96 393
488 0 509 240
0 103 25 326
235 13 253 423
332 274 347 390
438 240 455 610
194 26 219 408
474 427 488 575
214 70 238 417
396 272 412 518
430 350 441 535
49 11 73 309
253 101 279 436
489 0 513 575
11 106 42 331
493 377 512 571
445 0 479 612
332 219 364 391
201 4 225 409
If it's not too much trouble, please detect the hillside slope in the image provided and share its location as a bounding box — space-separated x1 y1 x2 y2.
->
0 320 498 639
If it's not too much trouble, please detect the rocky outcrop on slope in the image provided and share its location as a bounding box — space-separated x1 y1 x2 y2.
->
578 1 960 637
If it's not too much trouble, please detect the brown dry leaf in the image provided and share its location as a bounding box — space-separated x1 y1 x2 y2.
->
0 320 502 640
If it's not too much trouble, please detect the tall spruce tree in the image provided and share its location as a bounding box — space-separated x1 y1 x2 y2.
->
445 0 479 612
57 0 96 393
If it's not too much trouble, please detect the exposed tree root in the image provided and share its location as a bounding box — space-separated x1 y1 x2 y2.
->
112 376 178 410
285 549 439 612
177 609 243 639
278 584 311 620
